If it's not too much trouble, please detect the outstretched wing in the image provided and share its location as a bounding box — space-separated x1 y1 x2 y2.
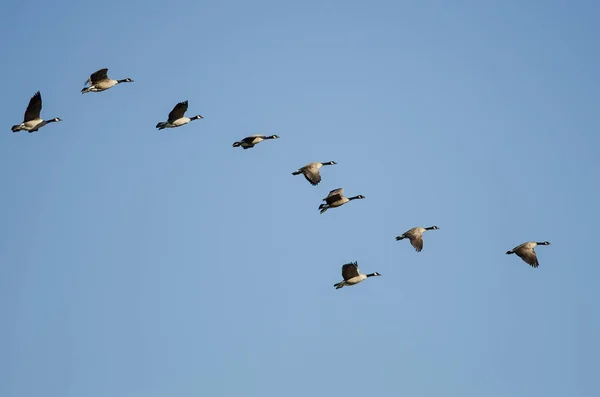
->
341 262 359 280
409 235 424 252
324 188 343 204
242 135 264 144
89 68 109 84
515 247 539 268
168 100 188 122
24 91 42 122
303 168 321 186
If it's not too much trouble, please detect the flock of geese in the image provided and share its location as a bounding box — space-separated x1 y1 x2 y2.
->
10 68 552 290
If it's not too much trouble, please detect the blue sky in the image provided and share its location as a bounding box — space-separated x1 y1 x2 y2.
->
1 1 599 396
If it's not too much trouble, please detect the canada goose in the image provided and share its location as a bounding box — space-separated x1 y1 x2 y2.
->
11 91 62 133
232 134 279 149
506 241 550 268
334 262 381 289
292 161 337 186
155 100 203 130
319 188 365 214
81 68 133 94
395 226 439 252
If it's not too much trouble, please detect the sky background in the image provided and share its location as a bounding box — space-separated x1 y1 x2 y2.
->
1 0 599 396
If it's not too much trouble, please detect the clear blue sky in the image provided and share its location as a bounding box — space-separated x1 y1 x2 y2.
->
1 1 598 396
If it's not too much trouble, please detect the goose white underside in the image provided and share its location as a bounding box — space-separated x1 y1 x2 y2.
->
157 118 191 129
81 86 105 93
335 275 367 288
346 275 367 285
82 80 118 93
14 119 43 131
172 118 191 127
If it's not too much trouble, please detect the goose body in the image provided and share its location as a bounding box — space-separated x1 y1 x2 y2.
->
81 68 133 94
11 91 62 133
232 134 279 149
334 261 381 289
156 100 203 130
319 188 365 214
292 161 336 186
395 226 439 252
506 241 550 268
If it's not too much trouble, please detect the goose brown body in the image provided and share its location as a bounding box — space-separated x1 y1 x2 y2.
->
292 161 336 186
232 134 279 149
334 262 381 289
506 241 550 268
395 226 439 252
319 188 365 214
11 91 62 133
81 68 133 94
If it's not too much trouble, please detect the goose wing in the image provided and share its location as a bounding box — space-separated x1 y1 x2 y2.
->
242 135 265 144
303 165 321 186
324 188 344 204
168 100 188 122
408 234 424 252
341 262 360 280
23 91 42 122
404 228 424 252
514 246 539 268
89 68 109 84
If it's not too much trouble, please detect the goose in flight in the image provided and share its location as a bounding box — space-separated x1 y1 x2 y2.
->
156 100 203 130
506 241 550 268
81 68 133 94
232 134 279 150
11 91 62 133
319 188 365 214
292 161 337 186
395 226 439 252
334 262 381 289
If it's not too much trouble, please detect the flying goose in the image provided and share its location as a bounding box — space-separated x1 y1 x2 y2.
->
319 188 365 214
395 226 439 252
11 91 62 133
292 161 337 186
506 241 550 268
81 68 134 94
232 134 279 149
334 261 381 289
155 100 203 130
